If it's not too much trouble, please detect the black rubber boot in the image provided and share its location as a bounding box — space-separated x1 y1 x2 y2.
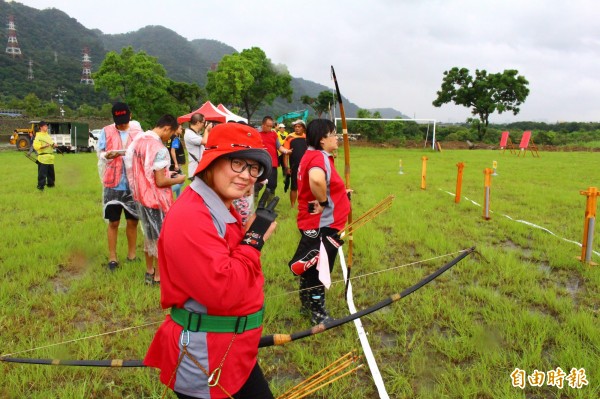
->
307 285 332 325
299 276 311 316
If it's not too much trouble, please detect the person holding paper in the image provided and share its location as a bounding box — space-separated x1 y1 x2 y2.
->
97 102 143 270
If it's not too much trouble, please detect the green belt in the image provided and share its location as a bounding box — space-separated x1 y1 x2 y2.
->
170 307 264 333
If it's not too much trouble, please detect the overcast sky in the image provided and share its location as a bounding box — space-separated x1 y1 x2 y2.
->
11 0 600 123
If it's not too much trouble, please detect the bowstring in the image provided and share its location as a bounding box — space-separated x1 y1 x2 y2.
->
268 248 467 299
1 320 162 358
2 249 466 357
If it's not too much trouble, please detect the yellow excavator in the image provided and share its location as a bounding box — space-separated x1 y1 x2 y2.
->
9 122 39 150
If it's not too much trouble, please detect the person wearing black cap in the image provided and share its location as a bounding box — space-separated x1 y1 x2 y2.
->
144 122 277 398
97 102 143 270
32 121 57 191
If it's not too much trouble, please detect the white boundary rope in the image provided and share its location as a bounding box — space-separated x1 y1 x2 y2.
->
440 189 600 258
338 248 390 399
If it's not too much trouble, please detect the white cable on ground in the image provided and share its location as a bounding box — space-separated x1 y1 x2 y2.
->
338 248 390 399
439 188 600 258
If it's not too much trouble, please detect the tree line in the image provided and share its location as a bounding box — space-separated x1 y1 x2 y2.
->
1 46 296 129
343 113 600 146
3 44 598 147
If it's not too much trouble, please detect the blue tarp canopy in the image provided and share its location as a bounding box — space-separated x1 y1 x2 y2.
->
276 110 308 124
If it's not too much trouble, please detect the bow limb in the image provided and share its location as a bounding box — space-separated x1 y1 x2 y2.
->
0 357 145 367
259 246 475 348
1 247 475 366
331 65 353 296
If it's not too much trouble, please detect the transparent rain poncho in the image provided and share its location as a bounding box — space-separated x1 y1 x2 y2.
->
96 122 144 221
102 186 138 220
124 131 173 257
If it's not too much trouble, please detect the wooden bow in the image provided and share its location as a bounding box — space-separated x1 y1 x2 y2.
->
0 247 476 366
331 65 353 296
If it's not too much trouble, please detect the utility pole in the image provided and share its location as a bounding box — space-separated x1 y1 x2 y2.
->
80 47 94 84
27 58 34 80
55 87 67 119
5 15 23 58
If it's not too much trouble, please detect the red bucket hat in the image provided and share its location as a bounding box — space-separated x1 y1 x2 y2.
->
194 123 272 179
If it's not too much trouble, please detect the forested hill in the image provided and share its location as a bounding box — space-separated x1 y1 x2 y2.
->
0 0 106 107
100 27 237 87
0 0 404 118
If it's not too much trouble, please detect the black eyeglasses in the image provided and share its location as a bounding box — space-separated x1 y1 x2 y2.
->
229 158 263 178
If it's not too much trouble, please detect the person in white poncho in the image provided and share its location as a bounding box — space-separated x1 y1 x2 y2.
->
125 114 186 285
97 102 143 271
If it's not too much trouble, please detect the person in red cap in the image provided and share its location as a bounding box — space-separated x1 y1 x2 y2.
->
144 122 278 399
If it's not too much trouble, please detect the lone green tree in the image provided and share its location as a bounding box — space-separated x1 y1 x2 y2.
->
206 47 292 120
432 67 529 140
94 46 201 125
301 90 337 118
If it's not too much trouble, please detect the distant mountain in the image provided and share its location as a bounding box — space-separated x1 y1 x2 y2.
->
0 0 108 107
0 0 405 118
100 26 214 86
189 38 238 74
368 108 408 119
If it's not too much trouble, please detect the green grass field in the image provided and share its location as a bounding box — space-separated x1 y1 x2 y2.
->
0 147 598 398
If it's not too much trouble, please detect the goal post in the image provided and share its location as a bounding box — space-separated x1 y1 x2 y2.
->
334 117 437 149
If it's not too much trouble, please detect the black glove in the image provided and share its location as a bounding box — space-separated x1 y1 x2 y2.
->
256 188 272 209
241 196 279 251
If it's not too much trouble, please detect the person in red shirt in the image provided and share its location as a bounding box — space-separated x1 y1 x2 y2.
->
144 122 277 399
254 116 290 202
288 119 350 325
